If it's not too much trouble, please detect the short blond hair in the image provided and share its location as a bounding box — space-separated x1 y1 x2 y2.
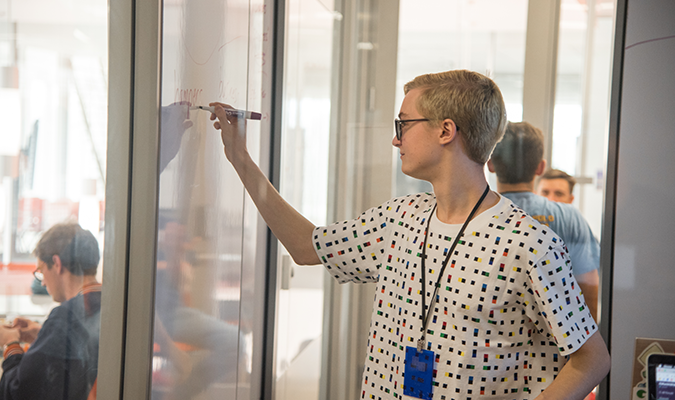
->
404 70 507 164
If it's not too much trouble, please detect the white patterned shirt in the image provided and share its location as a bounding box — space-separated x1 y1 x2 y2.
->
313 193 597 400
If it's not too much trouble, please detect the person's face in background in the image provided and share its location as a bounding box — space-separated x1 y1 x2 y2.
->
36 259 56 299
537 178 574 204
36 256 68 303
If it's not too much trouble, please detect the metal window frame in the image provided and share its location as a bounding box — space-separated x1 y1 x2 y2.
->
98 0 164 398
597 0 628 398
522 0 561 167
101 0 285 398
262 0 286 397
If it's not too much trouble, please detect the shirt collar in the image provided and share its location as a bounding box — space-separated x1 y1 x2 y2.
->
78 281 102 295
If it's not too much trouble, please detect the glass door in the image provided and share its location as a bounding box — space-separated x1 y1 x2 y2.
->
0 0 107 398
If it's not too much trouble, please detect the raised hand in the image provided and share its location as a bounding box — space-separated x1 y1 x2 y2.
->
209 102 247 162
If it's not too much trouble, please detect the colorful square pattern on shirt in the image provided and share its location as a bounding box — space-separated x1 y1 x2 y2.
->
314 193 597 399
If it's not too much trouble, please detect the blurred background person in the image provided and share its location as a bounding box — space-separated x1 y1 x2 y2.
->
152 218 239 400
488 121 601 321
537 168 576 204
0 223 101 400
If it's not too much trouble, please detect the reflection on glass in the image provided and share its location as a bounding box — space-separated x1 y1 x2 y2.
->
152 0 271 398
394 0 528 196
152 215 239 399
0 0 108 397
549 0 615 330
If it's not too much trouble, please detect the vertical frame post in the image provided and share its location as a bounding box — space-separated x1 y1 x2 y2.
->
522 0 561 166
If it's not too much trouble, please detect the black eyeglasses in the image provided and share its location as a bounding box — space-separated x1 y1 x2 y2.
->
394 118 429 141
394 118 461 141
33 268 44 283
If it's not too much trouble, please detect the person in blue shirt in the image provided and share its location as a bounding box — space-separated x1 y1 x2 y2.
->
488 121 601 321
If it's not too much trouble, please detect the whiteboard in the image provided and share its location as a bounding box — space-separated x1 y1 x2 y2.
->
152 0 274 398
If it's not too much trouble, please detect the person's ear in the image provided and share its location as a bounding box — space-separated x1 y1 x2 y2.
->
535 159 547 176
52 255 63 274
487 159 496 173
439 119 459 145
568 194 575 204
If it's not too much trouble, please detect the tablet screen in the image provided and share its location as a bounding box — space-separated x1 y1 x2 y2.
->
649 354 675 400
655 364 675 400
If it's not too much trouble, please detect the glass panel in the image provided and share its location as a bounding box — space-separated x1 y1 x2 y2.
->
551 0 616 236
551 0 586 176
394 0 529 196
274 0 336 397
152 0 273 398
549 0 615 338
0 0 107 398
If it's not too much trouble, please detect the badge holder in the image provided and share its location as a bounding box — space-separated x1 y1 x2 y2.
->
404 342 435 400
404 186 489 400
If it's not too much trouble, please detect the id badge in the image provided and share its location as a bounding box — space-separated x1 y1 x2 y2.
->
403 346 435 399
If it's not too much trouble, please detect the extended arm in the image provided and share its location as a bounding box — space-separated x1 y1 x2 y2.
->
534 331 610 400
565 208 601 322
210 102 320 265
154 315 193 383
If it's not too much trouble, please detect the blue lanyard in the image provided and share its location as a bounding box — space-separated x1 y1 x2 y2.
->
417 185 490 352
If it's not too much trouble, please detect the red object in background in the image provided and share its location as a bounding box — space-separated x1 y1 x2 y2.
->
17 198 44 231
99 200 105 231
0 263 36 295
1 262 35 272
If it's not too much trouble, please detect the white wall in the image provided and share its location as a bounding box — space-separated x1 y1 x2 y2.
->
606 0 675 397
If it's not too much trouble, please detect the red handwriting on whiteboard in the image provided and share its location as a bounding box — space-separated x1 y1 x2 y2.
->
174 70 203 105
175 87 203 106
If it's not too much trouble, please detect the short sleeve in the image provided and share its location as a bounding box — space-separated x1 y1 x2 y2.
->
562 210 600 277
522 244 598 356
313 202 390 284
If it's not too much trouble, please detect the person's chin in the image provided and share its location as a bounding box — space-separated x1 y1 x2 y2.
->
400 165 413 177
401 168 422 180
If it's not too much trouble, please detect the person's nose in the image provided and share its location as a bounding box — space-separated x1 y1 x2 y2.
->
392 135 401 147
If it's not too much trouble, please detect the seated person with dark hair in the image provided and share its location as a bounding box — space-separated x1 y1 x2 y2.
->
0 222 102 400
537 168 577 204
487 121 601 321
